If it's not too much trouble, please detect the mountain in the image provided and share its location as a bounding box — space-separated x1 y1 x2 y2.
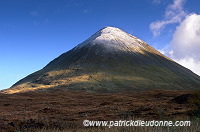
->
2 27 200 94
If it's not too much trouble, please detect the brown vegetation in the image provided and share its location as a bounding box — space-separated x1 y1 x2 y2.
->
0 90 200 131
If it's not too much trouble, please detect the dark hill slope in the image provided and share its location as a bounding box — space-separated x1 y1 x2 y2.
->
2 27 200 94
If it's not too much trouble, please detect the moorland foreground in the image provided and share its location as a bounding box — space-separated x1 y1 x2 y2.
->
0 89 200 131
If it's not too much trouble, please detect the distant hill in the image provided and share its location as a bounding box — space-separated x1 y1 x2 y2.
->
2 27 200 94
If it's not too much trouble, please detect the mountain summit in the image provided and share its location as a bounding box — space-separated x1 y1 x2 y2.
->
2 27 200 94
74 27 165 57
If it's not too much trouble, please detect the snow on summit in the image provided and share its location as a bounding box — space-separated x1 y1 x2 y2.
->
75 26 148 53
3 26 200 94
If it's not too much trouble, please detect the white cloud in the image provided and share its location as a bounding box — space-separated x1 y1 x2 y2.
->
160 14 200 76
152 1 200 76
150 0 187 37
174 57 200 76
158 49 166 54
171 14 200 75
171 14 200 60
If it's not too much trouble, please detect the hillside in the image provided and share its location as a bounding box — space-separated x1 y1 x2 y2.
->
2 27 200 94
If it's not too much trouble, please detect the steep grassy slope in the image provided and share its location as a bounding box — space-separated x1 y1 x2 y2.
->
2 27 200 94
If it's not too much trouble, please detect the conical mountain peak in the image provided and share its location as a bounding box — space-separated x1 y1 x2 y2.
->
2 27 200 94
99 26 126 35
97 26 136 40
75 26 147 53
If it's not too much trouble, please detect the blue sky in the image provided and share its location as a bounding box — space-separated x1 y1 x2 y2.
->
0 0 200 90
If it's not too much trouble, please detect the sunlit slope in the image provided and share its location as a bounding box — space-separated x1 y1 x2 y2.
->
2 27 200 94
